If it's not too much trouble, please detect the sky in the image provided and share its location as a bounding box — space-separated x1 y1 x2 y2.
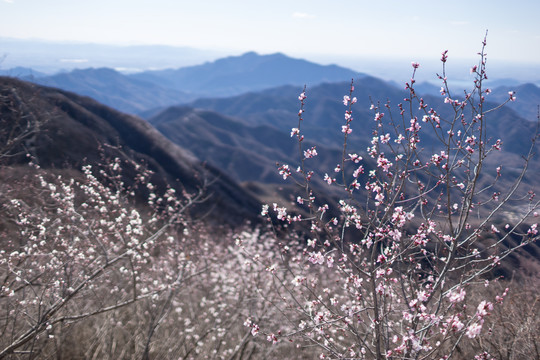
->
1 0 539 80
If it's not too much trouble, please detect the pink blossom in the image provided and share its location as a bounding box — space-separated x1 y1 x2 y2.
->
348 153 362 163
353 165 364 178
528 223 538 236
267 333 278 344
326 255 334 268
466 322 483 338
377 155 392 172
380 133 391 144
342 125 352 134
417 290 429 302
273 203 288 221
441 50 448 63
304 146 318 159
308 251 325 265
447 316 464 332
394 134 405 144
278 164 291 179
446 287 466 303
476 300 494 319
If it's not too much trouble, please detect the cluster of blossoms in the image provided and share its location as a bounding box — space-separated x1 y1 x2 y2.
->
252 38 539 359
0 159 210 357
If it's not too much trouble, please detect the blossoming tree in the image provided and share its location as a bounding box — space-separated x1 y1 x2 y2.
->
246 36 539 359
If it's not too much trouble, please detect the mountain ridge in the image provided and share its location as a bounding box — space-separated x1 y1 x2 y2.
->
128 51 366 97
32 67 194 114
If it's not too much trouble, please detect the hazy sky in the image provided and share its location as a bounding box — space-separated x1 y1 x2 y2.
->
1 0 539 70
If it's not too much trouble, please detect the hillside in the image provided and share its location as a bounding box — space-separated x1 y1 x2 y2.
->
146 105 355 185
33 68 193 114
0 76 261 225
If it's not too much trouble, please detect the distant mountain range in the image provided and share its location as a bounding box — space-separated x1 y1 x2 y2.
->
33 67 195 114
6 52 365 114
2 50 538 124
184 76 399 148
129 51 366 97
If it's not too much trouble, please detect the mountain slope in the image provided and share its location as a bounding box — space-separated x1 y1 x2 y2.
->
147 106 350 185
185 77 538 157
490 83 540 121
0 76 261 225
33 68 193 114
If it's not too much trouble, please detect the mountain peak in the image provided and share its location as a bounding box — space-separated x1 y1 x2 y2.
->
130 52 365 98
239 51 259 57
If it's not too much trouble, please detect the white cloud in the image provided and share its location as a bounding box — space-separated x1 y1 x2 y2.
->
59 59 89 63
292 12 315 19
3 0 15 3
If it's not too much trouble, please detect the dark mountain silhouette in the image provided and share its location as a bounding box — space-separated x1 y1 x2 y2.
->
130 51 366 97
32 68 194 114
0 76 261 226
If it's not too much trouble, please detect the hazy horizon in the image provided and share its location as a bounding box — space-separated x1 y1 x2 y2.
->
1 38 538 89
1 0 539 84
